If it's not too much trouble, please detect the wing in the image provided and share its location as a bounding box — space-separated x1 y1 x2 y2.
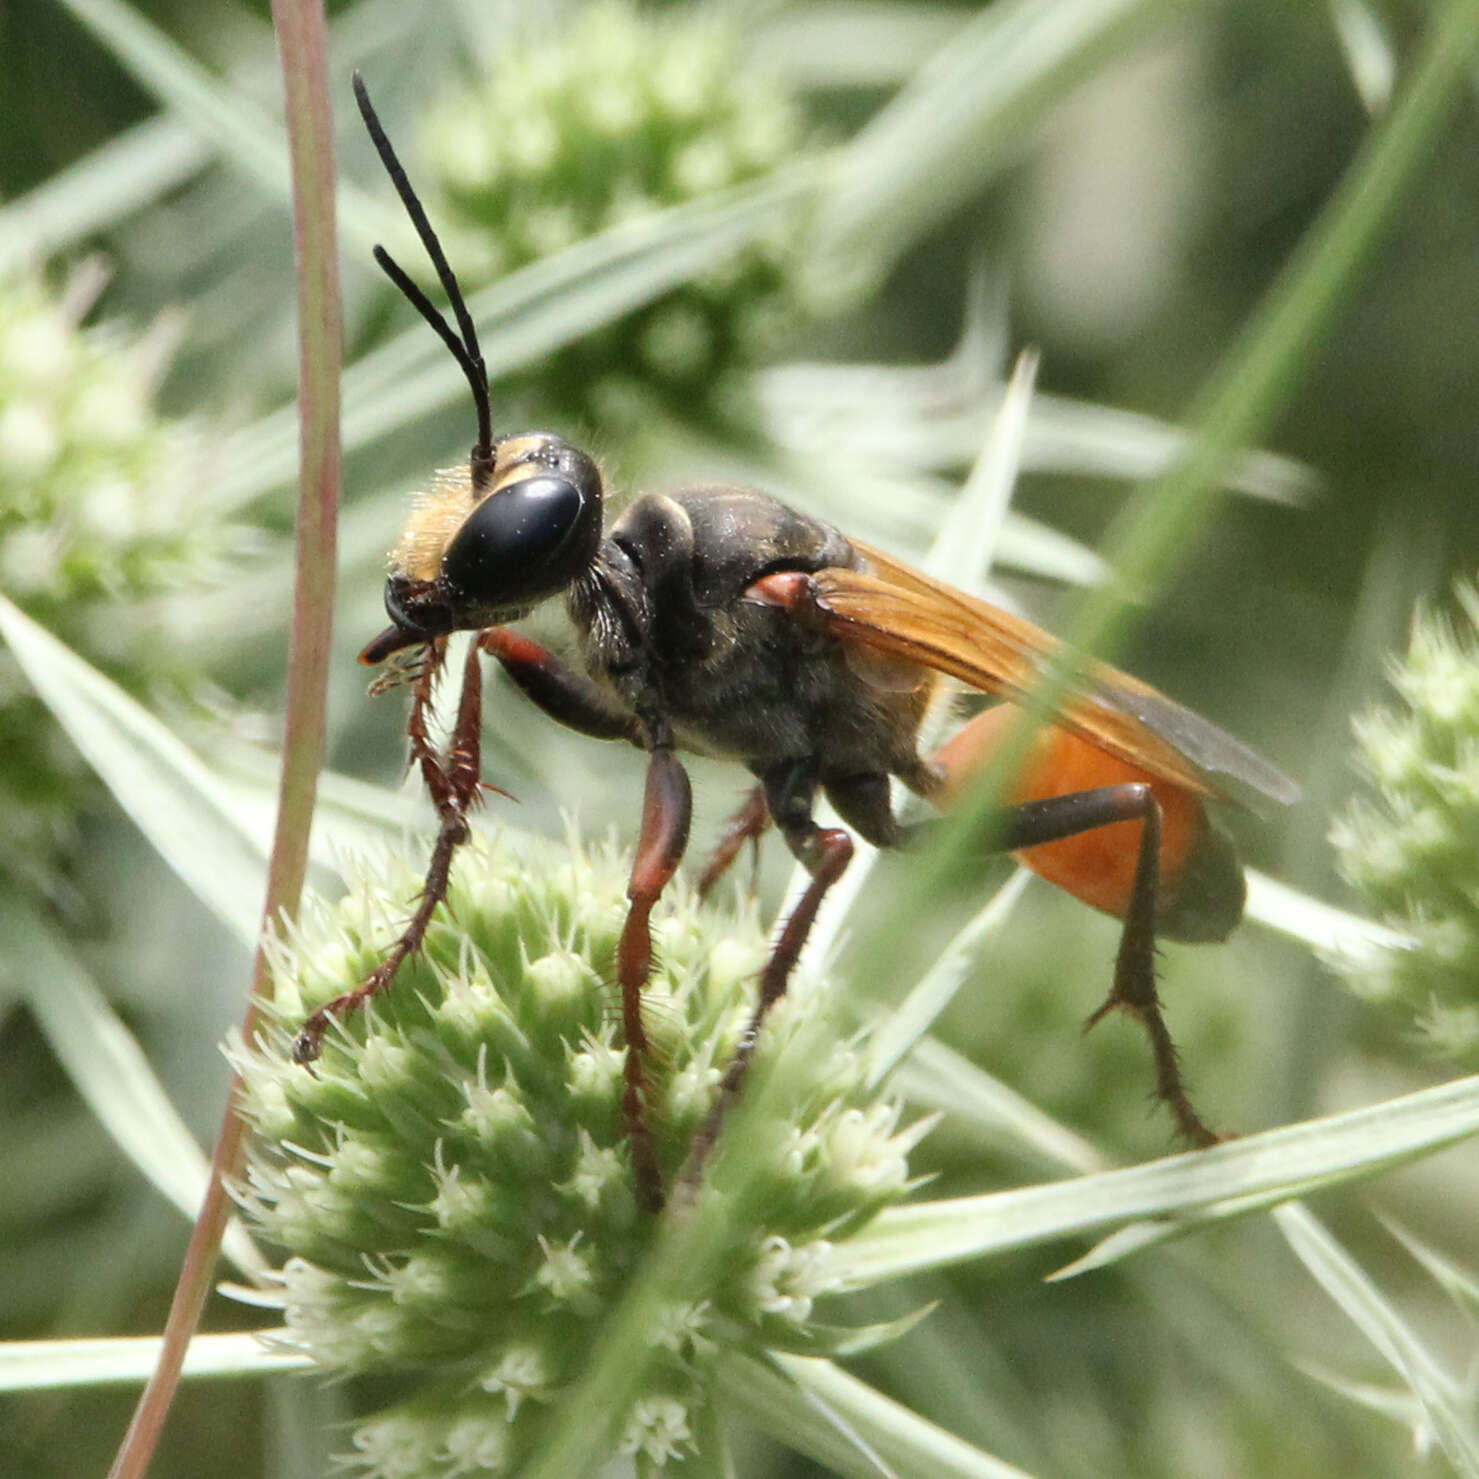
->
805 538 1299 809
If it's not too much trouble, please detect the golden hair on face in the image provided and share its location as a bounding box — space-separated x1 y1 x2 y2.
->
388 466 479 582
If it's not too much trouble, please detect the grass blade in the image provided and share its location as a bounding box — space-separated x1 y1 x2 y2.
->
812 0 1173 276
831 1074 1479 1285
722 1351 1040 1479
0 1332 304 1391
55 0 290 199
0 596 267 945
0 885 265 1278
1276 1203 1479 1476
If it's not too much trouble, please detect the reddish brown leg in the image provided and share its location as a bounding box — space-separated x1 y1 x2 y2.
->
620 746 693 1212
469 629 703 1204
479 627 641 743
677 822 854 1199
697 783 771 900
293 640 486 1065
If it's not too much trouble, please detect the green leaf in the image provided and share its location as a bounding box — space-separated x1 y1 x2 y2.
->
760 3 969 90
1298 1366 1431 1450
811 0 1173 278
0 596 267 945
0 1331 303 1391
1380 1217 1479 1322
0 0 424 267
757 355 1315 510
830 1073 1479 1286
893 1032 1104 1177
0 116 202 272
864 871 1031 1090
55 0 290 201
1245 869 1413 956
1329 0 1397 115
722 1351 1040 1479
0 884 265 1277
1275 1203 1479 1477
50 0 385 253
757 1301 939 1359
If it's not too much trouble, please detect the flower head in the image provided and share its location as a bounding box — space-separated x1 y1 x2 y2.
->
0 267 232 889
415 0 824 436
234 832 921 1473
1331 583 1479 1067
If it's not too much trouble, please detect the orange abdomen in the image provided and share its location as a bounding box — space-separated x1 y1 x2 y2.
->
932 706 1238 938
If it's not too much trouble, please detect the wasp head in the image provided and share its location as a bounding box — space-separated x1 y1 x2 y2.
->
360 432 603 666
352 79 607 668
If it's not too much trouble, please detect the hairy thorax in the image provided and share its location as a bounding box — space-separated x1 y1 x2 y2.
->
569 486 930 780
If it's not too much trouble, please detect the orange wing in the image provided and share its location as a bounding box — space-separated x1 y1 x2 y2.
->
806 538 1300 810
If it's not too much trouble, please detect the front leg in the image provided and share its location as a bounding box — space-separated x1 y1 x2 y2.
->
480 627 641 743
295 629 643 1067
294 639 482 1064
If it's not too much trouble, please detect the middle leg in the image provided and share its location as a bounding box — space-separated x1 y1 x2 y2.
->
678 760 885 1195
697 783 771 900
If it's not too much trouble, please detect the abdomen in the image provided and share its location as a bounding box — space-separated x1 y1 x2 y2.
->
932 705 1244 942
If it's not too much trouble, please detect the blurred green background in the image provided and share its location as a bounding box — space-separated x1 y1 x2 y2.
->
3 1 1478 1476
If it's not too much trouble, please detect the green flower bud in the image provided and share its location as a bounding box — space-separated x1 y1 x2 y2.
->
414 0 827 437
234 833 920 1472
0 269 236 892
1331 583 1479 1067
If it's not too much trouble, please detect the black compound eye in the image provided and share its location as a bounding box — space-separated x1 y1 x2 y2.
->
440 472 597 607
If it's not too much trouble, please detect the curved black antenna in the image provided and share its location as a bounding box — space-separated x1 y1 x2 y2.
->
353 72 495 489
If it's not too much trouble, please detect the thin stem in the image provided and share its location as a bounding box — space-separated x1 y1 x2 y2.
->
105 2 341 1474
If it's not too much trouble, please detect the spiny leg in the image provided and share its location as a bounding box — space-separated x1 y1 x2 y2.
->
293 640 485 1065
1001 783 1218 1148
620 744 693 1212
697 783 771 900
678 759 856 1199
477 627 692 1206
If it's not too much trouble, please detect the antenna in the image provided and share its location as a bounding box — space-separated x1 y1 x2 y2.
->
353 72 495 489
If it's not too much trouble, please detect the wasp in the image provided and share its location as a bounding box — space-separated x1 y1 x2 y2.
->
296 76 1299 1211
